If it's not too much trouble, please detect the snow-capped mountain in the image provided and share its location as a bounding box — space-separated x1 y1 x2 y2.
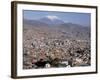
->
39 15 65 25
23 15 90 40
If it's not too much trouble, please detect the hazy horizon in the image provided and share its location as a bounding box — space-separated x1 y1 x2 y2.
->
23 10 91 27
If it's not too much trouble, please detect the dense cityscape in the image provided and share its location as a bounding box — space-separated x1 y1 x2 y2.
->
23 20 91 69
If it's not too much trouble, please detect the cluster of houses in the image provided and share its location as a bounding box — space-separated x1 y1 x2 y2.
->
23 33 90 69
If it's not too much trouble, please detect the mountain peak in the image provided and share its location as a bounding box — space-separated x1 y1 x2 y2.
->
39 15 64 25
45 15 61 21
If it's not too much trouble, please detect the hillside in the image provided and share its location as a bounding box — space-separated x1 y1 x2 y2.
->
23 17 91 69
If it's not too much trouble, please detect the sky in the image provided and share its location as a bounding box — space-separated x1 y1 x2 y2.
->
23 10 91 26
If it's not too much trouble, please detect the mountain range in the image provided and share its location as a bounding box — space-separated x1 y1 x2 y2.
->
23 16 90 40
